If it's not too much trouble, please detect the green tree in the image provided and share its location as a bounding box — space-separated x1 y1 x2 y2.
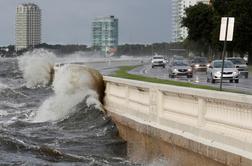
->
182 3 214 55
183 0 252 64
228 0 252 64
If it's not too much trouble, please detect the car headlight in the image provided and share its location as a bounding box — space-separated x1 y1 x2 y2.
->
215 71 221 77
233 71 239 75
207 64 210 67
188 68 192 72
173 69 178 72
195 64 200 68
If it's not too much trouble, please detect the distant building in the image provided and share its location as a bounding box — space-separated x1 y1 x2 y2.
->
16 3 41 51
172 0 210 42
92 16 118 55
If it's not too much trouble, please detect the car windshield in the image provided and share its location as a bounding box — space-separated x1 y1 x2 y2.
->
153 56 164 60
173 57 184 60
55 63 65 67
213 61 234 68
228 58 246 65
172 61 188 66
193 58 207 63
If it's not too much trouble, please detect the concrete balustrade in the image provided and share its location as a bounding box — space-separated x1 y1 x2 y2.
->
103 76 252 165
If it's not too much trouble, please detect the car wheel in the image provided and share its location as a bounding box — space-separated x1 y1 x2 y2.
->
207 77 210 82
229 80 233 83
163 65 165 68
152 66 154 68
245 73 248 79
211 74 215 83
235 79 239 83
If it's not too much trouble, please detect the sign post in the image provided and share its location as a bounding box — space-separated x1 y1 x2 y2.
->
219 17 235 91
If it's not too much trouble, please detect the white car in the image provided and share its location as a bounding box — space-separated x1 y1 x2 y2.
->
53 62 86 72
207 60 239 83
151 55 166 68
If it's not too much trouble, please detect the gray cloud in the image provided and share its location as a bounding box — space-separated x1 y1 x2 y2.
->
0 0 171 45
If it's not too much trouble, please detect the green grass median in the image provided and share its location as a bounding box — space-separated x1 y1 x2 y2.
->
111 66 252 95
249 66 252 73
112 66 218 91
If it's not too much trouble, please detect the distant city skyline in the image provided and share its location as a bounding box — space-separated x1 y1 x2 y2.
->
0 0 172 46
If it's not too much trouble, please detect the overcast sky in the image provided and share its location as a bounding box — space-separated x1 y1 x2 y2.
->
0 0 172 46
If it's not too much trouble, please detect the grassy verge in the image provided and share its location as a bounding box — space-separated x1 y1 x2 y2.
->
111 66 252 95
249 66 252 73
112 66 218 91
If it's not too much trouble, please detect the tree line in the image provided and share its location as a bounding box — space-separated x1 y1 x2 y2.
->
117 42 186 56
0 42 187 57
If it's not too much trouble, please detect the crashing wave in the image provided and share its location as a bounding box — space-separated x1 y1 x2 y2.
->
18 49 56 88
33 64 105 122
18 49 105 122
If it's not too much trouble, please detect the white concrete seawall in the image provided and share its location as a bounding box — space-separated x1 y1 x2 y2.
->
103 76 252 165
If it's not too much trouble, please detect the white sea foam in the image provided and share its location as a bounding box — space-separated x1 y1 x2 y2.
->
146 157 176 166
0 110 8 116
18 49 56 88
0 101 26 109
0 81 8 91
33 64 102 122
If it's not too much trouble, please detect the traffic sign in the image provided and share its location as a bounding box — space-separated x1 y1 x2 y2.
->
219 17 235 41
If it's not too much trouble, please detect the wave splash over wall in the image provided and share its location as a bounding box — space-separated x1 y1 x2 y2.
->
18 49 105 122
34 64 104 122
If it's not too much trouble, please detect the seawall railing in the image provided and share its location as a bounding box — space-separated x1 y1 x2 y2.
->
103 76 252 163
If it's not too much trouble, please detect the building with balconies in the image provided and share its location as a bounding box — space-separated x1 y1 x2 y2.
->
16 3 41 51
171 0 210 42
92 16 118 55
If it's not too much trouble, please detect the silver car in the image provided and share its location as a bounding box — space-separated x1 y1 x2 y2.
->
207 60 239 83
168 60 193 78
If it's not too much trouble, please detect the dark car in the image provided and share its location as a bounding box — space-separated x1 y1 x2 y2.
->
191 57 210 71
168 60 193 78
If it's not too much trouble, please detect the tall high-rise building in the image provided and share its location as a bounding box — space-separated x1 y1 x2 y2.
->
92 16 118 54
16 3 41 51
172 0 210 42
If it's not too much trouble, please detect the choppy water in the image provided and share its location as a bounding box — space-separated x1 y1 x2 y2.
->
0 54 139 165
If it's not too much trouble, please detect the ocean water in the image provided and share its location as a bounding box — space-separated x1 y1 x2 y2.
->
0 50 141 166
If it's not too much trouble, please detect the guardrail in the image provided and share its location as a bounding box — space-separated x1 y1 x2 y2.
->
103 76 252 161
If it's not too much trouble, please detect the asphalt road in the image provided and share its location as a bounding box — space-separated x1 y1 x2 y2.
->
129 64 252 94
83 58 147 75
